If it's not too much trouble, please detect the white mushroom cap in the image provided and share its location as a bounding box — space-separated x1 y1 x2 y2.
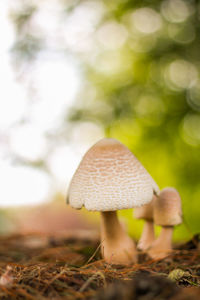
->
134 195 156 221
67 138 159 211
154 187 182 226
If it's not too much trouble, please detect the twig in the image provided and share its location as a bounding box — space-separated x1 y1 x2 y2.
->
41 268 67 293
79 271 106 292
82 242 102 268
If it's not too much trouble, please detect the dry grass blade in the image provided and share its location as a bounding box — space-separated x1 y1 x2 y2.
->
79 271 106 292
82 242 102 268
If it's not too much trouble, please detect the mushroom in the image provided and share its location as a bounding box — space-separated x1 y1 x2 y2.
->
134 195 156 251
67 138 159 265
148 187 182 260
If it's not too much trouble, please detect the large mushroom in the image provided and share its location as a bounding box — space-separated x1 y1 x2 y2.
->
134 195 156 251
148 187 182 260
67 138 159 265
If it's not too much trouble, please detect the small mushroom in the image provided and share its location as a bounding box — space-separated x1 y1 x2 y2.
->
67 138 158 265
148 187 182 260
134 195 156 251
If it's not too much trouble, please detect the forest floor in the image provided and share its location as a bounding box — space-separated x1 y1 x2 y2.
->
0 232 199 300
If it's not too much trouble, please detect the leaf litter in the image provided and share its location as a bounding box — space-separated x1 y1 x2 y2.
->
0 232 199 299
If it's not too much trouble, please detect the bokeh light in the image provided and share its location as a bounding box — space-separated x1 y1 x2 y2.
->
0 0 199 241
131 8 162 34
0 163 51 207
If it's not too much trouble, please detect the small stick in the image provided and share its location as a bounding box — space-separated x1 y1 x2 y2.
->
79 271 106 292
82 242 102 268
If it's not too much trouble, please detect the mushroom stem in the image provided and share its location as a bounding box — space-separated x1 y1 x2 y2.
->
148 226 173 260
100 211 136 265
137 220 155 251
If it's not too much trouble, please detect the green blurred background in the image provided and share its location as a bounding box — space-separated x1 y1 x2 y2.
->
2 0 200 241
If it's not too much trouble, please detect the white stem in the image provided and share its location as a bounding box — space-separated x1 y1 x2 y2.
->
100 211 136 265
137 220 155 251
148 226 173 260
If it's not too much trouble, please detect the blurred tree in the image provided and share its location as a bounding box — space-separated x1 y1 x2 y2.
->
9 0 200 240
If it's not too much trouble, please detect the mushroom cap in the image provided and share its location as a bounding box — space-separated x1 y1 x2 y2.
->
134 194 156 221
67 138 159 211
154 187 182 226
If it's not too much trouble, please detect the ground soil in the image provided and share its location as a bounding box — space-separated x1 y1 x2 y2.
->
0 232 199 299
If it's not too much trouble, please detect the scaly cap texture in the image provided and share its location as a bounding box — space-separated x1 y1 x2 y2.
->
154 187 182 226
67 138 159 211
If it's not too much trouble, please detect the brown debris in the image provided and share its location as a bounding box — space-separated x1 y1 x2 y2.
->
0 233 198 299
0 265 14 286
